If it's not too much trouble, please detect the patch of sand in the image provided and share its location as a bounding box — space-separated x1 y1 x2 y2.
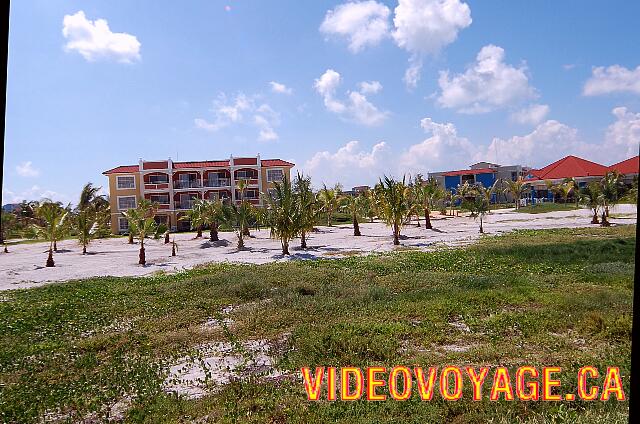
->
0 204 636 291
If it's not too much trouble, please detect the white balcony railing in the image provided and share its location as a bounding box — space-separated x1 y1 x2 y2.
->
174 180 202 189
204 178 231 187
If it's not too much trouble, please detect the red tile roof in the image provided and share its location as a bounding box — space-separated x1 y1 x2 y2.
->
103 158 295 174
103 165 139 175
530 155 609 180
261 159 295 167
608 156 639 175
442 168 495 177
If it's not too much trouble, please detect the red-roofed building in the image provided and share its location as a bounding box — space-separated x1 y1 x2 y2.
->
103 155 295 233
608 156 639 184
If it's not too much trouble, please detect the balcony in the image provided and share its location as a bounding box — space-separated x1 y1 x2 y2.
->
174 180 202 189
204 178 231 188
177 200 194 210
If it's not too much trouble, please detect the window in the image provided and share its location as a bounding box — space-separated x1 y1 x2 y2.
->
118 217 129 232
267 168 284 182
236 170 256 180
148 174 168 184
118 196 137 210
117 175 135 189
149 194 169 204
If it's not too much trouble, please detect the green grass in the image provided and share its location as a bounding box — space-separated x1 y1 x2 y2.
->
515 203 582 214
0 226 634 423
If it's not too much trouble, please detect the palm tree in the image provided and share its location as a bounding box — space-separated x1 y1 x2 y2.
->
361 189 377 223
34 201 69 267
564 178 580 208
580 182 602 224
341 194 364 236
293 172 316 249
264 176 300 255
236 179 252 236
74 183 104 254
181 199 205 238
414 176 444 229
221 200 253 249
504 178 529 210
377 176 410 245
558 181 573 205
200 199 224 242
462 188 490 233
318 184 342 226
123 200 165 265
600 171 624 220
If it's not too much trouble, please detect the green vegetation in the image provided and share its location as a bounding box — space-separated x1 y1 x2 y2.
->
0 226 633 423
516 203 581 214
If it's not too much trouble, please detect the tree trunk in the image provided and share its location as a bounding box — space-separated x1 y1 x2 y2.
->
237 232 244 249
591 210 599 224
53 240 58 252
172 244 176 256
128 233 134 244
196 226 203 238
601 211 610 227
605 205 610 217
282 240 290 255
139 241 146 265
210 222 219 241
3 244 7 253
300 231 307 249
242 225 250 236
46 248 54 267
479 216 484 233
164 232 170 244
353 214 361 236
327 211 332 227
392 224 400 245
82 245 87 255
424 208 432 229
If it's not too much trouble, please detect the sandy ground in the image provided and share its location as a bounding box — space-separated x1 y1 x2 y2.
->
1 205 636 291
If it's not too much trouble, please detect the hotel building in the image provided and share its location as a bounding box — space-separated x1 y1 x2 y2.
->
103 155 294 234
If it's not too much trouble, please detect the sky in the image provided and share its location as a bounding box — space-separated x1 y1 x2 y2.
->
3 0 640 204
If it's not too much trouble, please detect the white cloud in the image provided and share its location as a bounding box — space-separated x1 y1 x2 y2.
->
393 0 472 87
604 107 640 159
319 1 390 53
304 140 390 187
195 93 279 141
2 185 69 204
583 65 640 96
15 161 40 177
314 69 388 126
400 118 478 174
62 11 141 63
510 104 550 125
359 80 382 94
269 81 293 95
437 45 535 113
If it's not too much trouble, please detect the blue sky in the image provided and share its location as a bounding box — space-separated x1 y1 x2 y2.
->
3 0 640 203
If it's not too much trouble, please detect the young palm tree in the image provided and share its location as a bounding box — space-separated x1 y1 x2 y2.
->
221 200 253 249
181 199 205 238
504 178 528 209
557 181 573 205
34 201 69 267
377 176 410 245
341 195 364 236
414 176 443 229
200 199 224 242
75 210 98 255
318 184 341 226
580 182 602 224
600 171 623 219
361 189 377 223
462 188 490 233
293 172 316 249
236 179 252 236
264 176 300 255
123 200 165 265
